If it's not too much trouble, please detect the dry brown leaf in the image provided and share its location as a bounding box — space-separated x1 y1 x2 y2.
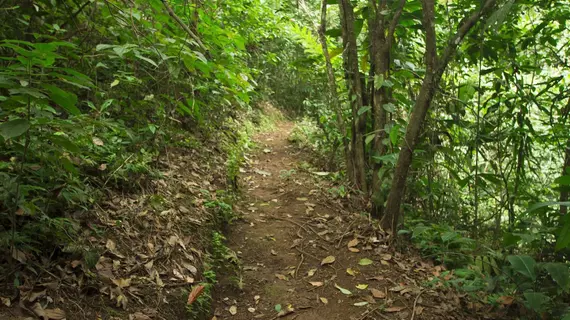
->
385 306 405 313
309 281 323 287
370 288 386 299
112 278 131 288
187 285 205 305
380 254 392 261
275 273 288 281
496 295 514 305
347 238 359 248
44 308 66 319
130 312 152 320
348 248 360 253
321 255 335 266
106 239 116 251
27 289 46 302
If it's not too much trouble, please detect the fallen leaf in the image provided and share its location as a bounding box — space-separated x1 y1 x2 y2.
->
106 239 116 251
92 137 104 146
389 285 406 292
44 308 66 319
321 255 335 266
187 285 205 304
385 306 405 312
356 284 368 290
346 268 358 276
112 278 131 288
275 273 288 281
307 268 317 277
380 254 392 261
275 304 282 312
248 307 256 313
354 301 368 307
347 238 359 247
310 281 323 287
271 249 277 256
296 197 308 201
334 283 352 295
1 297 10 307
130 312 152 320
229 305 237 315
320 297 328 304
359 258 373 266
348 247 360 253
497 295 514 305
370 288 386 299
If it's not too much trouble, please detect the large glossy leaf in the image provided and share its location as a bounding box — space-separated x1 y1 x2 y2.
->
43 84 80 116
507 255 536 280
544 263 569 291
523 292 549 312
0 119 29 139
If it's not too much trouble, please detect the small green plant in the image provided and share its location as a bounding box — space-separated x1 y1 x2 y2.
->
328 185 348 198
204 191 236 225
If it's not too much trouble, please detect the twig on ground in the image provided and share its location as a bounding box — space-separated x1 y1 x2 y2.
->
336 219 357 248
294 247 319 261
357 305 384 320
410 289 426 320
295 253 304 279
270 216 332 243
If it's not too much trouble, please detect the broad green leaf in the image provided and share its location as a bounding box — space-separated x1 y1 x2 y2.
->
555 176 570 186
110 79 120 88
523 292 549 312
389 125 400 146
507 255 536 280
526 201 570 213
43 84 80 115
358 258 373 266
357 106 371 116
544 263 569 291
0 119 29 139
557 216 570 251
374 74 384 90
383 103 396 112
365 134 375 145
50 135 80 153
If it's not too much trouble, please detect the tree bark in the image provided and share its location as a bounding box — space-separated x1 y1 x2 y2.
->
370 0 406 218
339 0 368 193
318 0 354 181
381 0 497 232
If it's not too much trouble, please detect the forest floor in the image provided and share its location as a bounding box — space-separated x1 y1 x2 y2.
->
211 122 493 320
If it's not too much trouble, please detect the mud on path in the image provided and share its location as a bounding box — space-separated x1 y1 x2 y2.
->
211 122 483 320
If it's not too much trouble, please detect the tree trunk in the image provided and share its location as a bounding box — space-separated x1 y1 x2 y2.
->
318 0 354 182
369 0 405 218
561 139 570 215
339 0 367 193
381 0 497 232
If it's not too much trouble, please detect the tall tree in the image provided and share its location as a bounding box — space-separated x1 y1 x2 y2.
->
381 0 498 231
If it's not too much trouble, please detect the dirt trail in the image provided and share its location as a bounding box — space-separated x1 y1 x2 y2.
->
212 122 476 320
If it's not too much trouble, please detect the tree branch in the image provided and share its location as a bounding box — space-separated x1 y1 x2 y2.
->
386 0 406 48
160 0 208 53
437 0 498 73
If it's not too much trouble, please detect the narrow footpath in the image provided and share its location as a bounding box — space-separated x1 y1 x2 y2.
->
212 122 480 320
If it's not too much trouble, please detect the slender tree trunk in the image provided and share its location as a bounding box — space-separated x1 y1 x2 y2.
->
381 0 497 232
317 0 354 182
561 139 570 215
339 0 367 193
369 0 406 218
